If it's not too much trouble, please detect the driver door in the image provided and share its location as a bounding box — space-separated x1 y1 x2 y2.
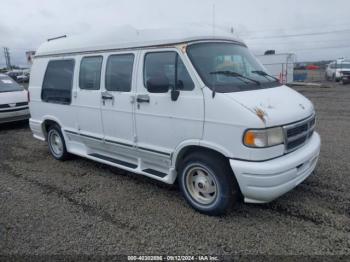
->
134 48 204 175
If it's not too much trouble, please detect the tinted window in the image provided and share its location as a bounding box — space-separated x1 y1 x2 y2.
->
42 60 74 104
105 54 134 92
144 52 194 92
79 56 102 90
0 75 23 93
176 57 195 91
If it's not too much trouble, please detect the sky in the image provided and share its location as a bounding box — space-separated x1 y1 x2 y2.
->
1 0 350 67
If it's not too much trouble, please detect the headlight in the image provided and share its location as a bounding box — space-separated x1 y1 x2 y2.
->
243 127 284 148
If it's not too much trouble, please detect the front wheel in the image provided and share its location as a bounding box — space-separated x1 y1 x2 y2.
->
178 152 239 215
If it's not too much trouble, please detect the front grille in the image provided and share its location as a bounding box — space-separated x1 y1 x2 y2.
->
287 123 308 137
284 115 316 152
0 102 28 109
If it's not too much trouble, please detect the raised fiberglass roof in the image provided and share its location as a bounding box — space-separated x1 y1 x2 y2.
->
35 26 244 57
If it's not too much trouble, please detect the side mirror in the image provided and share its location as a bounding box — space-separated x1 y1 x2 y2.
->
171 89 180 101
146 77 169 93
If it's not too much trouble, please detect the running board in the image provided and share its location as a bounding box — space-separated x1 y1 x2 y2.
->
89 153 137 169
142 168 168 178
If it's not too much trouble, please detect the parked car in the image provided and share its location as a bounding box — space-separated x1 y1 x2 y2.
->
325 60 350 83
16 72 30 83
0 74 30 124
6 71 21 81
29 29 321 215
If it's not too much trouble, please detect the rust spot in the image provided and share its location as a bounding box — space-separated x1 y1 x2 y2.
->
177 43 187 54
254 107 267 123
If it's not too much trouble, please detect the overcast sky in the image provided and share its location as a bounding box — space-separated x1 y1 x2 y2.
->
1 0 350 67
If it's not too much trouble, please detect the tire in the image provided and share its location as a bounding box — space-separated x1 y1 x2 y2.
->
47 124 69 161
178 152 239 216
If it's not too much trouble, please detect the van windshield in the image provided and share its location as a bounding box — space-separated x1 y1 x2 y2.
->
0 75 24 93
337 63 350 69
187 42 281 93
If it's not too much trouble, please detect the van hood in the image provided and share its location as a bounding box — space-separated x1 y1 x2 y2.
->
0 90 28 105
225 85 314 127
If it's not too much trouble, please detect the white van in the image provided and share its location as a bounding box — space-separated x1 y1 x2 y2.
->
29 29 321 215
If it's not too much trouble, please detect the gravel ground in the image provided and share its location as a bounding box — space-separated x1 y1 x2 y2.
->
0 83 349 256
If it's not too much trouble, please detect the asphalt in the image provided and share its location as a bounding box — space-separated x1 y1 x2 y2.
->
0 83 349 256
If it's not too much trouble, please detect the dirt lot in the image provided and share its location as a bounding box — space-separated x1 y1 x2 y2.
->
0 83 350 256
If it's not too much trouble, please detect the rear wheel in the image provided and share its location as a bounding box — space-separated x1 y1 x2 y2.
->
47 124 69 161
178 152 239 215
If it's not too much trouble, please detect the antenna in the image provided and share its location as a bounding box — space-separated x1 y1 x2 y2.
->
212 4 216 36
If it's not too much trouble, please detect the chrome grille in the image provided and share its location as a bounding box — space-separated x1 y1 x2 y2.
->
284 115 316 153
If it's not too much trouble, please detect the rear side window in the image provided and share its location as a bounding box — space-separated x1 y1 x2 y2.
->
79 56 103 90
144 52 194 91
42 59 75 104
105 54 134 92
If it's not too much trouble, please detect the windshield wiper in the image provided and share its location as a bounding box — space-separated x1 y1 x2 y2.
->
209 70 261 98
210 70 261 86
251 70 279 82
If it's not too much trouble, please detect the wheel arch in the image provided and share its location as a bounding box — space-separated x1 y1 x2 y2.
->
173 141 232 172
41 116 64 140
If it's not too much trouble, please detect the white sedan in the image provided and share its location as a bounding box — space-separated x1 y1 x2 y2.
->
0 74 30 124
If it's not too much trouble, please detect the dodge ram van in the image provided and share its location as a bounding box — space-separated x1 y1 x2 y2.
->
29 29 321 215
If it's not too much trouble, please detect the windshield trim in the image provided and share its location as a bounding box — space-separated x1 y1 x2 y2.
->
186 41 282 93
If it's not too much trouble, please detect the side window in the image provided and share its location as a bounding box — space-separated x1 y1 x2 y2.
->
144 52 194 92
79 56 102 90
105 54 134 92
41 59 75 104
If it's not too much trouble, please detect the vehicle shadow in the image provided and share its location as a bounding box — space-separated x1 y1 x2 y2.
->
0 120 29 132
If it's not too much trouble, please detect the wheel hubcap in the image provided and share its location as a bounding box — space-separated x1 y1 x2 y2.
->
185 166 218 205
49 131 63 157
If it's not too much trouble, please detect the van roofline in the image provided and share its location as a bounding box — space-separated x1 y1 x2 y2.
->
35 38 246 59
34 27 245 58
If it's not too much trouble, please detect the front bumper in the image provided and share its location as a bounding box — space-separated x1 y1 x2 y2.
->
230 132 321 204
341 75 350 83
0 108 30 124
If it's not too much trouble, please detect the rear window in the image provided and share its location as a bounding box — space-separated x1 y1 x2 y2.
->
41 60 75 104
0 75 23 93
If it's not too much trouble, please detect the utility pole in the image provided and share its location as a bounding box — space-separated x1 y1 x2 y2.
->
3 47 12 70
